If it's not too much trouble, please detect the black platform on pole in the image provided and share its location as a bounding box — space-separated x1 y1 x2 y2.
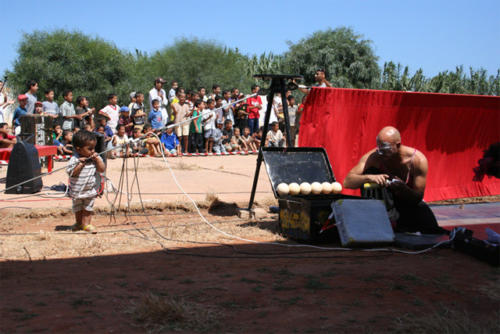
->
247 74 303 211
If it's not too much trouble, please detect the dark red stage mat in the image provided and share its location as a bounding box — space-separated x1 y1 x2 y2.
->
298 87 500 201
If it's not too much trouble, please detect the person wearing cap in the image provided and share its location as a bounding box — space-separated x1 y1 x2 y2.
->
12 94 29 135
25 80 39 114
118 106 134 137
34 101 43 114
148 77 169 127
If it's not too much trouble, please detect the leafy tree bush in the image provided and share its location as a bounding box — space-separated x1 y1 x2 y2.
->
284 27 380 89
7 30 132 109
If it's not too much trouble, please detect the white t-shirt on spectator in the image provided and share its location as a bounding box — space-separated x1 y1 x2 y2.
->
222 99 234 124
101 105 120 133
203 109 216 130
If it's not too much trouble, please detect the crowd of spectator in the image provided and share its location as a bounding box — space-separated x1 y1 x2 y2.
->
0 78 306 155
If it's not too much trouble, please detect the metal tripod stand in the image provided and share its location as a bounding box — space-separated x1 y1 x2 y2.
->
247 74 303 211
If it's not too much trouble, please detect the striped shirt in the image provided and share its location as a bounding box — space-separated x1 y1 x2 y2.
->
66 154 101 199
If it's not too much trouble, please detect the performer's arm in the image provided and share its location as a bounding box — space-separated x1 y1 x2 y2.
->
343 151 389 189
388 153 427 204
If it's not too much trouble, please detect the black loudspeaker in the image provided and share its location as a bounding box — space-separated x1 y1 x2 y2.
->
5 141 43 194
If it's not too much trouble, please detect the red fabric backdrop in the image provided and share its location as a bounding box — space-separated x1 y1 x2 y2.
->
298 87 500 202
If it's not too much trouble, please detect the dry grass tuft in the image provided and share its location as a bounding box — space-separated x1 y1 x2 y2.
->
254 196 278 208
126 292 219 332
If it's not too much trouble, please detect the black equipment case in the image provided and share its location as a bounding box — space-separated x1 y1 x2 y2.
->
262 147 362 241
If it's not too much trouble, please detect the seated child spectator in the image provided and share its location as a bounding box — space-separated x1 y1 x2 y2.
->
189 99 205 153
118 106 134 137
52 124 70 155
60 130 74 154
95 125 112 147
142 124 162 157
0 123 16 148
252 127 263 147
202 98 216 153
130 127 147 156
222 119 235 152
266 121 285 148
148 99 163 130
111 124 130 158
131 92 146 132
212 120 226 154
240 126 257 151
66 130 105 233
160 125 181 156
233 127 247 151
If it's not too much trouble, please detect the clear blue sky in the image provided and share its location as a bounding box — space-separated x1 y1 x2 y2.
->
1 0 499 78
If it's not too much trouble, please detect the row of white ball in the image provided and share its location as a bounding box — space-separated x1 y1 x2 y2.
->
277 181 343 196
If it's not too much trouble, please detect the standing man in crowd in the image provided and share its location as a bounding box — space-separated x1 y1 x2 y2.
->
149 77 169 127
246 85 262 134
298 68 332 94
25 80 39 114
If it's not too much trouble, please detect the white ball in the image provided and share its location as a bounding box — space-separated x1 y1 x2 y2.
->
331 182 342 194
300 182 312 195
311 182 322 195
321 182 333 194
288 183 300 195
277 183 289 196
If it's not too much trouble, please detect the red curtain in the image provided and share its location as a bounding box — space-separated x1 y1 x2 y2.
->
298 87 500 202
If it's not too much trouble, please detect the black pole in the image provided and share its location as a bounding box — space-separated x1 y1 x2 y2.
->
247 88 275 210
280 78 292 147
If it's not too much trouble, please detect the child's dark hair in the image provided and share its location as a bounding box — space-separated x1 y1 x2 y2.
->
135 92 143 98
143 124 152 131
26 80 37 90
212 84 220 90
44 89 54 95
107 93 117 101
194 99 204 108
224 119 233 125
222 90 230 96
244 126 250 131
251 84 259 91
0 122 8 129
72 130 96 148
116 124 125 131
76 96 86 106
152 99 160 106
287 95 295 101
63 89 72 98
214 96 222 102
206 98 214 105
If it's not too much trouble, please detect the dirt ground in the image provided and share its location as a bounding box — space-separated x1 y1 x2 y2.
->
1 156 499 333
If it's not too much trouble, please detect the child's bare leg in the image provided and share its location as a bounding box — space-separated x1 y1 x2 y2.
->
75 211 82 225
208 138 214 153
81 210 92 227
205 138 209 152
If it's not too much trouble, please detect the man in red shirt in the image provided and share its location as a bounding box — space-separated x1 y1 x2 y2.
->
246 85 262 134
0 123 17 148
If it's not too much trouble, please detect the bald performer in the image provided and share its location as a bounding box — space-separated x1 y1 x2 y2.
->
344 126 446 234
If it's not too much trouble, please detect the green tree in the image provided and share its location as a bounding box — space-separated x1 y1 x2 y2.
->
284 27 380 88
149 38 253 93
7 29 132 108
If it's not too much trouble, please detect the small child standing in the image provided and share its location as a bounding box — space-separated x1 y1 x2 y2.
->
148 99 163 131
189 99 205 153
66 130 106 233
